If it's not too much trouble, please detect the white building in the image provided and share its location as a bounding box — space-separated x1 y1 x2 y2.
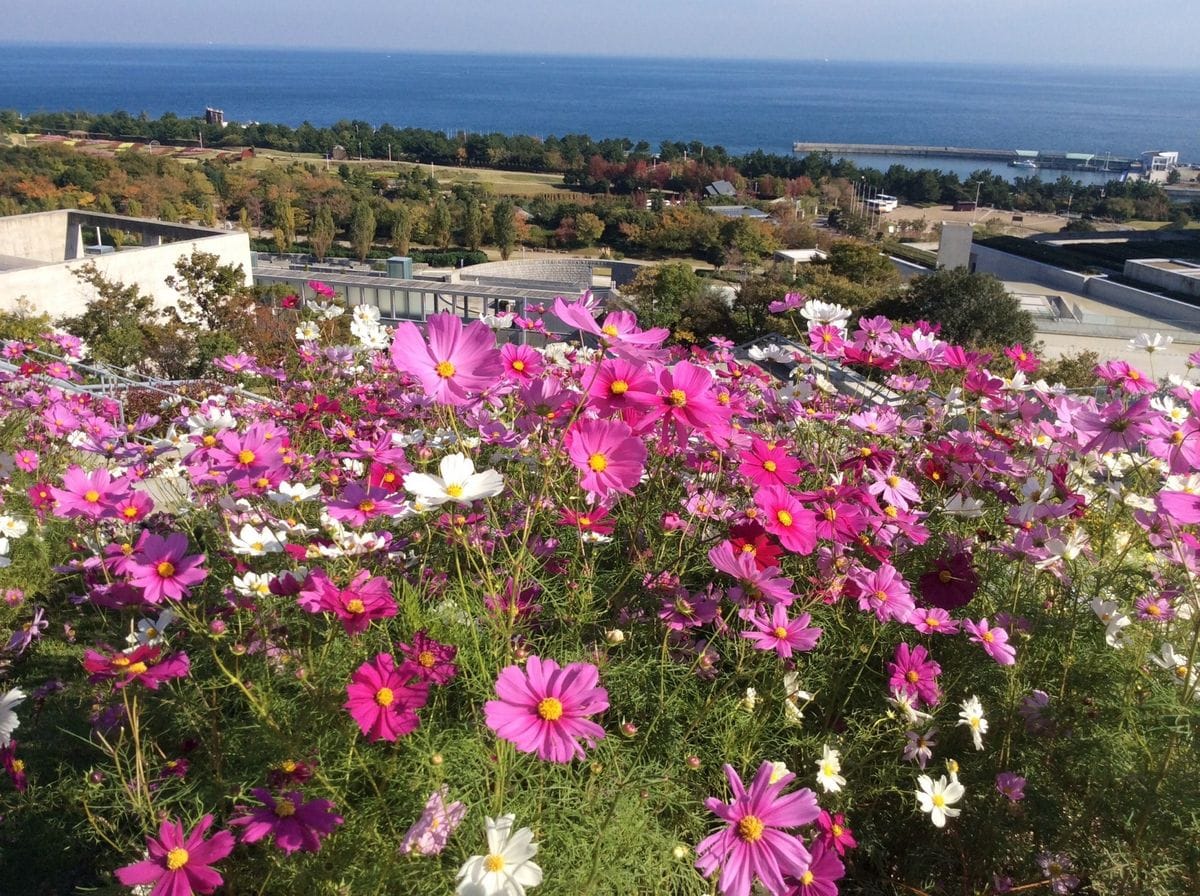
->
0 210 252 318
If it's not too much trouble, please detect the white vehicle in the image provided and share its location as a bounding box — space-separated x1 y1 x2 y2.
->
865 194 899 213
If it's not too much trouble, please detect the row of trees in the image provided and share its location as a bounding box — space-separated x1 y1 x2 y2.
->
4 109 1188 220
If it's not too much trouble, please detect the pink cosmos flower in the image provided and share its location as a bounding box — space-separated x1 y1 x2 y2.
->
399 785 467 855
851 563 916 624
564 418 647 497
1005 343 1040 373
756 486 817 556
127 533 208 604
484 655 609 763
300 569 397 636
887 643 942 707
963 617 1017 665
390 312 502 406
499 343 545 382
907 605 961 635
551 296 669 361
866 467 921 512
649 361 732 446
708 540 796 607
230 789 343 855
659 588 722 630
740 604 822 659
13 449 38 472
344 653 429 742
695 761 820 896
995 772 1027 802
115 814 235 896
397 631 459 685
1095 359 1156 394
325 482 407 527
783 837 846 896
815 810 857 857
50 465 128 520
738 438 801 488
583 357 659 418
83 645 190 690
1158 490 1200 524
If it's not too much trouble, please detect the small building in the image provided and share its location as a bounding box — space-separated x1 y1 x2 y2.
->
774 248 828 269
707 205 771 221
705 180 737 198
953 200 977 212
204 107 225 127
330 145 349 161
1123 258 1200 299
1141 151 1179 183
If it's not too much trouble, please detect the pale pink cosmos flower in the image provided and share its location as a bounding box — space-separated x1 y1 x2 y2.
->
564 417 646 497
963 617 1017 665
399 785 467 855
484 655 608 763
50 466 128 520
390 312 502 406
740 604 822 659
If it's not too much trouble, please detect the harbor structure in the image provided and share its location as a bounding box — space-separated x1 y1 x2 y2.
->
792 142 1152 174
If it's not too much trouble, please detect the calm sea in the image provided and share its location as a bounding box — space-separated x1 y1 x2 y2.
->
0 44 1196 180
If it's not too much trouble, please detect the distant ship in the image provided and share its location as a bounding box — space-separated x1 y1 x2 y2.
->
1010 159 1039 169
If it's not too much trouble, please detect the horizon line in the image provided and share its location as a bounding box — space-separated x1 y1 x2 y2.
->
2 39 1199 73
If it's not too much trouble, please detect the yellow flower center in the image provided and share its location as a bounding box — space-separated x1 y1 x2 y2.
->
763 460 777 472
202 435 217 448
237 449 256 465
435 360 456 378
112 656 131 668
577 516 592 527
123 506 139 519
588 453 608 473
906 670 920 683
537 697 564 721
1171 430 1185 445
275 798 296 818
165 847 189 871
932 794 946 808
886 475 900 487
346 598 366 614
418 650 436 668
926 616 941 628
736 815 765 843
668 389 688 407
610 379 629 395
773 626 789 639
358 500 376 513
602 324 619 337
484 853 506 872
445 484 464 498
1147 604 1162 617
511 360 525 371
375 687 395 707
280 760 298 773
776 510 793 527
156 561 176 578
874 590 888 603
801 870 815 885
982 631 995 643
832 824 843 837
84 490 100 503
126 662 148 676
823 507 837 521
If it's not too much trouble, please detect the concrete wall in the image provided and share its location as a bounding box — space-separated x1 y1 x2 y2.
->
1124 260 1200 299
0 232 253 318
0 210 73 263
969 243 1200 329
888 256 929 282
937 223 974 270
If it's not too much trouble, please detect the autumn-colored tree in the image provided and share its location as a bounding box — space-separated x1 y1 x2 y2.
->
310 206 336 261
430 199 452 250
389 203 413 256
461 195 484 252
574 211 605 246
492 199 517 260
350 201 377 261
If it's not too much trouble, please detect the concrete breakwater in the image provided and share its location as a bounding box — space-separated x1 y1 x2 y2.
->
792 142 1136 173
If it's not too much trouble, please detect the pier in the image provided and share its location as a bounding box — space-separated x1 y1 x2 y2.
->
792 142 1136 173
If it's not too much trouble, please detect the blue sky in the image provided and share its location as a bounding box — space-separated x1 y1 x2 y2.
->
5 0 1197 68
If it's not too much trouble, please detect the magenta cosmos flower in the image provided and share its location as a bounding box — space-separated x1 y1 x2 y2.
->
115 814 235 896
397 630 459 685
695 761 820 896
564 417 647 497
344 653 429 742
390 312 502 406
300 569 397 636
484 655 609 763
740 604 822 659
783 837 846 896
83 644 190 690
756 486 817 556
50 465 128 520
229 789 343 855
887 643 942 708
738 437 802 488
127 532 208 604
963 617 1017 666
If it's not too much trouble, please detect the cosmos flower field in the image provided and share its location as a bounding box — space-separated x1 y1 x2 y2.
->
0 287 1197 895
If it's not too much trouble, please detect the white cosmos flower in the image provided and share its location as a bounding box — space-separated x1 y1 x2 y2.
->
0 516 28 538
768 761 790 785
456 814 543 896
232 572 274 598
127 609 178 648
942 494 984 518
0 687 26 748
957 696 988 751
1129 332 1173 353
815 744 846 793
404 453 504 507
783 672 813 727
800 299 851 329
229 524 288 556
1105 614 1134 649
916 774 964 828
748 343 796 363
352 304 381 325
888 688 933 724
295 321 321 341
268 481 322 504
